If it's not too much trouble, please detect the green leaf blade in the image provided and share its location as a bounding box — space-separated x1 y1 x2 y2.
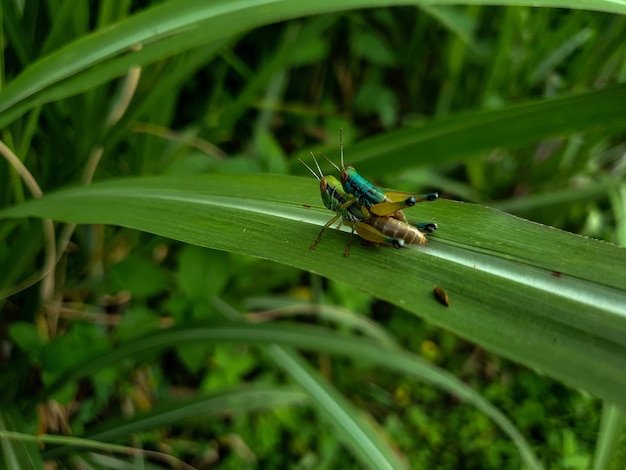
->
1 174 625 408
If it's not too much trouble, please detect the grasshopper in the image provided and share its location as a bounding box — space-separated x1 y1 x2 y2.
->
324 129 438 230
300 155 432 256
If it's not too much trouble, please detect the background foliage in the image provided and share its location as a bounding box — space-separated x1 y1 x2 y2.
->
1 1 626 469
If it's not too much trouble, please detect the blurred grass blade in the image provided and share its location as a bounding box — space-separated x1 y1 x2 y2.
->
243 300 400 347
491 179 623 213
42 386 308 460
0 412 44 470
0 430 189 469
267 345 408 470
43 323 543 469
293 84 626 175
592 403 626 470
1 174 625 410
1 1 626 127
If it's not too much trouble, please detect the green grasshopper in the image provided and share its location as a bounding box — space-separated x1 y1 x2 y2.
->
324 129 438 230
300 155 431 256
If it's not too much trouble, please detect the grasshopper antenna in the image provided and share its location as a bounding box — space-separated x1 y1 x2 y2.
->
339 127 344 169
311 153 325 178
299 155 321 181
300 153 326 180
321 153 341 173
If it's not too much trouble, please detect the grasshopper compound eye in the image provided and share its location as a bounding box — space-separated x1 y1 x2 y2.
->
340 170 349 184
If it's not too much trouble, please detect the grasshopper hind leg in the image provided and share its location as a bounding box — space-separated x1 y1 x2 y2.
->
354 222 406 249
391 238 405 249
413 222 438 233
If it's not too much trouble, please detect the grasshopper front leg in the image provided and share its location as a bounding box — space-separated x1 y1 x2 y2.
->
311 212 343 251
413 222 438 233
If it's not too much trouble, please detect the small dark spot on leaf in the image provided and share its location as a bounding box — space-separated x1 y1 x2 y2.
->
433 286 450 307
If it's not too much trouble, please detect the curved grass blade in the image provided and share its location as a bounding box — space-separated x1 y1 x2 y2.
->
42 386 308 461
292 84 626 176
268 346 408 470
42 322 543 469
1 174 625 409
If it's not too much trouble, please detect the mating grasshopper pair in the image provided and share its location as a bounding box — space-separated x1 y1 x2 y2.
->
301 131 438 256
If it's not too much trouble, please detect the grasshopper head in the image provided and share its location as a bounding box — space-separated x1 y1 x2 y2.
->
319 177 334 211
340 166 357 185
321 175 355 213
324 175 343 192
